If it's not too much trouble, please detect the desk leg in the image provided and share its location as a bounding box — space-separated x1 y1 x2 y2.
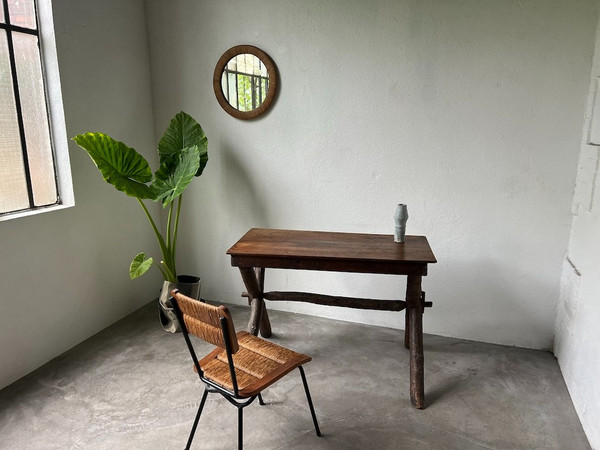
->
404 310 410 349
256 268 272 337
239 267 272 337
406 275 425 409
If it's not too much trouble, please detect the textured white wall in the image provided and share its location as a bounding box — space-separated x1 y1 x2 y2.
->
0 0 160 390
145 0 597 350
555 16 600 448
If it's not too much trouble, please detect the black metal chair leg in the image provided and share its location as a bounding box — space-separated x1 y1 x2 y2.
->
238 406 243 450
186 388 209 450
258 393 265 405
299 366 322 437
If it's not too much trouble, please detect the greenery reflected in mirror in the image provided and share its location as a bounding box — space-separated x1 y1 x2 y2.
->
213 45 277 120
222 53 269 112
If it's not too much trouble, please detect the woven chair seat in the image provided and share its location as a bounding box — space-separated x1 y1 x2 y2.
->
198 331 311 397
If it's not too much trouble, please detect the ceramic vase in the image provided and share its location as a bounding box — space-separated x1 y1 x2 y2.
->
394 204 409 242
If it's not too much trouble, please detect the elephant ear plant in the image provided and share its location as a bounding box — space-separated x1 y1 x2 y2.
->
72 111 208 283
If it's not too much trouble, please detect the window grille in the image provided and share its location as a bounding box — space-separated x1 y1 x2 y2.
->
222 53 269 112
0 0 72 220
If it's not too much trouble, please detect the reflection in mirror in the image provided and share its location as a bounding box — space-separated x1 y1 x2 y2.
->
213 45 277 120
222 53 269 112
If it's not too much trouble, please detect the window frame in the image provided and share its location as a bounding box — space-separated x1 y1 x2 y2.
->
0 0 73 222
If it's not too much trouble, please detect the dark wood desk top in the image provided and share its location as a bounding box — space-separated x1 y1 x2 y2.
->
227 228 437 276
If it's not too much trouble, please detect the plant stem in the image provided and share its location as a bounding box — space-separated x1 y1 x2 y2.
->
173 194 183 264
137 198 176 282
166 200 174 266
154 261 168 280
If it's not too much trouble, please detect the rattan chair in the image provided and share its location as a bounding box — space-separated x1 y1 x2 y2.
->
170 289 321 450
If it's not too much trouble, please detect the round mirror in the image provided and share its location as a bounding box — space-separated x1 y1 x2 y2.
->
213 45 277 120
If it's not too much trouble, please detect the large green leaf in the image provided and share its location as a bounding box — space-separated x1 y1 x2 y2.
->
157 111 208 176
72 133 154 199
152 146 200 207
130 252 153 279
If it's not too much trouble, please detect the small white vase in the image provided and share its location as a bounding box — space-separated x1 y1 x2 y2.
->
394 204 409 242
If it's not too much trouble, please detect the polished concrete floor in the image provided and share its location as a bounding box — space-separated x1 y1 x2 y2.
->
0 301 590 449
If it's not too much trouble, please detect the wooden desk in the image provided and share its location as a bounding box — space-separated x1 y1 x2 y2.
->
226 228 437 409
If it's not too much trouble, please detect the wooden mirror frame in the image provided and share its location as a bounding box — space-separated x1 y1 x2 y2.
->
213 45 278 120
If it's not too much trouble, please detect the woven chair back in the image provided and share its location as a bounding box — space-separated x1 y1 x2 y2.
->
171 291 239 353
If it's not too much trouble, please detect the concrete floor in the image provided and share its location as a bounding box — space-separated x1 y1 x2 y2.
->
0 301 590 449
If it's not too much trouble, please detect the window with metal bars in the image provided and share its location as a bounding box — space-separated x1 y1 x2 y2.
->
0 0 72 220
223 53 269 112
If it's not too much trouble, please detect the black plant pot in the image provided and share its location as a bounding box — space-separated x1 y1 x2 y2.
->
158 275 201 333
